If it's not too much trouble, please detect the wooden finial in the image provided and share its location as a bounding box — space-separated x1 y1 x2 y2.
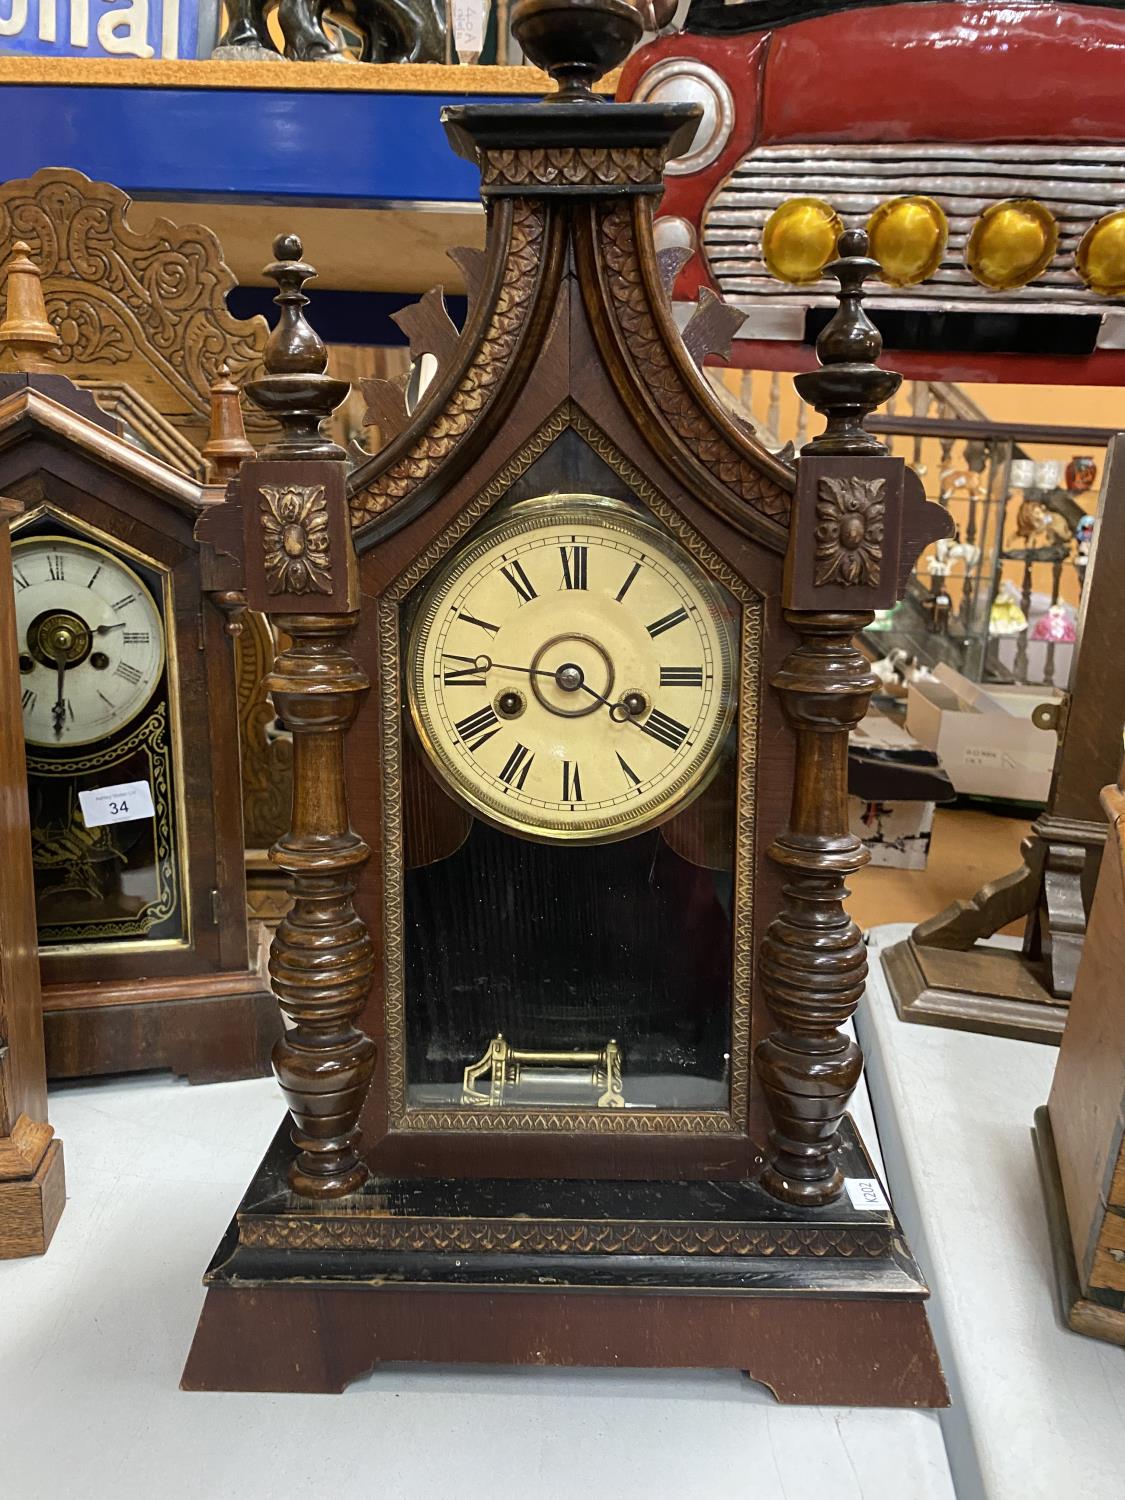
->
0 240 61 373
243 233 348 461
794 228 900 456
201 362 255 482
511 0 643 101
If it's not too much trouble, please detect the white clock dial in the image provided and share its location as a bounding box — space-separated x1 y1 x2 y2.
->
13 535 166 748
407 496 737 843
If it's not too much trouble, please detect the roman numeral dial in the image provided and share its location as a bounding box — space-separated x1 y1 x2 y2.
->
407 497 737 843
12 533 166 748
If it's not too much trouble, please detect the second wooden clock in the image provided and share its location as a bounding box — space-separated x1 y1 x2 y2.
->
0 243 277 1083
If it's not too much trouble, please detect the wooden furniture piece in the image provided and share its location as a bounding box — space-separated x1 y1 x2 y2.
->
0 242 278 1083
183 0 950 1400
883 438 1125 1044
1033 753 1125 1345
0 492 65 1258
0 167 293 886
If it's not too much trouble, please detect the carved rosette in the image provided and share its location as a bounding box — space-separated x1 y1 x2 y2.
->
259 483 332 595
814 475 884 588
479 146 666 190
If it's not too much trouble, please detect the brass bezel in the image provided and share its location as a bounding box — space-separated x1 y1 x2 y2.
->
13 504 191 953
12 531 167 747
404 491 738 846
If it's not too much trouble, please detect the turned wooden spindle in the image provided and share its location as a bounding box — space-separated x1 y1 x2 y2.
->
243 234 376 1198
755 229 898 1205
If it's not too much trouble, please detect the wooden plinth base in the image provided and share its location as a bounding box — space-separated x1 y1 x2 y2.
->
0 1137 65 1259
183 1281 947 1404
883 934 1067 1045
43 963 280 1084
1032 1106 1125 1347
181 1118 947 1406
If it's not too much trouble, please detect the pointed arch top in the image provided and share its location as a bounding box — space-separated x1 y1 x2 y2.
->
347 91 795 549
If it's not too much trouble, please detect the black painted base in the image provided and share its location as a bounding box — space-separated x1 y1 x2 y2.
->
182 1115 947 1403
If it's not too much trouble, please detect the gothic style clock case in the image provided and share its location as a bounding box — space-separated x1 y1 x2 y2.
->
184 0 950 1401
0 244 276 1083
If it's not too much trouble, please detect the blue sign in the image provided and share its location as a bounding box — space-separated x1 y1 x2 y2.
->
0 0 219 58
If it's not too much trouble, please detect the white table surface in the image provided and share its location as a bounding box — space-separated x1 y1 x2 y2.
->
1 1039 954 1500
862 924 1125 1500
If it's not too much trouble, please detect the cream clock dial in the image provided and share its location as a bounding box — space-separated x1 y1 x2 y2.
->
13 535 166 748
407 497 737 842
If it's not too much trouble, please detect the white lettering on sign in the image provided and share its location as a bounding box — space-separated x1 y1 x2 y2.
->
78 779 155 828
845 1177 890 1212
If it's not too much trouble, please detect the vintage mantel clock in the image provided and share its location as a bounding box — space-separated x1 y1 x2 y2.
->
184 0 950 1401
0 242 277 1083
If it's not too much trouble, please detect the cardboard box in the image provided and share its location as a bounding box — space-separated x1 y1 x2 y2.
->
849 796 935 869
905 663 1062 803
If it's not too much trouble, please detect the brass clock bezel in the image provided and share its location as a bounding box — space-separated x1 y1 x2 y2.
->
12 531 168 749
404 493 739 847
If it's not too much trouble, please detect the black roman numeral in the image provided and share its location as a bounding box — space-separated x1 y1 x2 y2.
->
123 632 150 645
640 708 690 750
616 753 641 788
87 565 102 590
647 606 689 638
456 610 499 637
659 666 704 687
97 690 115 708
12 566 29 590
454 705 501 752
112 593 136 613
20 687 35 712
498 742 534 790
559 545 588 591
499 560 537 604
562 760 583 801
615 561 641 602
115 661 142 685
442 661 487 687
47 554 65 582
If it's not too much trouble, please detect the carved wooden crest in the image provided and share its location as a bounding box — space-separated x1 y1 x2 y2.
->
0 168 269 455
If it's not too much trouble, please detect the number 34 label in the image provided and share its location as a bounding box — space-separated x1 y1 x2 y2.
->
78 780 155 828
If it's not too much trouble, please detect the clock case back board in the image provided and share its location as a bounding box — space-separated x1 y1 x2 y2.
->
185 0 950 1403
0 355 277 1084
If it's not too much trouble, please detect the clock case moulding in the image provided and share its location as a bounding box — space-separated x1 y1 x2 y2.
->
0 491 65 1260
0 249 278 1085
184 0 951 1404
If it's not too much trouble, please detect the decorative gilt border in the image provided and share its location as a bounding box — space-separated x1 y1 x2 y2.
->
238 1213 891 1259
29 704 180 944
377 401 762 1136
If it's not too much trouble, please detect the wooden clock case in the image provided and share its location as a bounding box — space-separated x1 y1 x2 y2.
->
184 0 950 1402
0 492 65 1258
0 248 277 1083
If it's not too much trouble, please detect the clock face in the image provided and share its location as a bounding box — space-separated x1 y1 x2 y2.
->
407 496 737 842
13 535 166 748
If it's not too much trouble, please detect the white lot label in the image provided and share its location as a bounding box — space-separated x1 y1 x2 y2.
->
845 1177 890 1212
78 780 155 828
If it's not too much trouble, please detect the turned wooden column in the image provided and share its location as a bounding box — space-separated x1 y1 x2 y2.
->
233 236 376 1197
755 231 950 1204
